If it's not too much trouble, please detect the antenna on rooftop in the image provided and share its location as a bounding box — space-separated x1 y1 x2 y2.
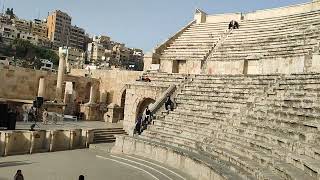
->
37 8 40 19
1 0 5 14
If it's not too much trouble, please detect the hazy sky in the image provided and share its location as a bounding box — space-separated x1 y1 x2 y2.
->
2 0 309 52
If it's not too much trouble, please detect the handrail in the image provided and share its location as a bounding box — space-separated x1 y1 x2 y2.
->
201 28 233 73
149 84 176 114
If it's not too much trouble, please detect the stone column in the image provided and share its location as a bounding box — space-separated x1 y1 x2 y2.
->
56 53 66 101
38 77 45 97
100 90 107 104
89 85 96 104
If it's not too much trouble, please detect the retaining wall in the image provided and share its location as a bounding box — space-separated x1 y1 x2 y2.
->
111 135 229 180
0 129 95 156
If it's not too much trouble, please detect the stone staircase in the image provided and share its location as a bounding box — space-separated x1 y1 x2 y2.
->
93 128 127 144
159 21 228 62
201 28 234 73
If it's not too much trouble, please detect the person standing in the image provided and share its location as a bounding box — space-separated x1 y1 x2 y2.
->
79 175 84 180
28 107 35 122
135 116 142 135
42 108 48 124
14 170 24 180
145 106 151 123
22 106 28 123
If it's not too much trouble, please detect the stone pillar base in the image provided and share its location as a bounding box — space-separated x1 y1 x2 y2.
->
104 103 123 123
80 103 100 121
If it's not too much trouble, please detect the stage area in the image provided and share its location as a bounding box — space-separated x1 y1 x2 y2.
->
0 149 193 180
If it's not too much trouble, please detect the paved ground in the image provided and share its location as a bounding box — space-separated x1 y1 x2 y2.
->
15 121 123 130
0 149 193 180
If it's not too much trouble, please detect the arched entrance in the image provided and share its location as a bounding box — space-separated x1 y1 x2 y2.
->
84 82 91 103
120 89 126 120
135 98 155 120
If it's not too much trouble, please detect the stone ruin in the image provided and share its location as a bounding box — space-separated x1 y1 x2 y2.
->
113 1 320 180
0 1 320 179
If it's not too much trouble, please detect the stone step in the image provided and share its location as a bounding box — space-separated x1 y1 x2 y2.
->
141 130 288 180
144 125 316 179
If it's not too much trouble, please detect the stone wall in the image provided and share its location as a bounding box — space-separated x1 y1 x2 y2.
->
0 129 93 156
70 69 142 106
205 60 245 75
160 60 202 74
204 57 307 75
0 65 99 103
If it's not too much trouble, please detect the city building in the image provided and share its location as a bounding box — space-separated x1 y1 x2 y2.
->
0 14 12 25
59 47 85 72
0 24 17 44
93 35 111 49
12 18 31 33
69 25 85 50
87 42 105 63
31 19 48 40
17 31 38 45
47 10 72 49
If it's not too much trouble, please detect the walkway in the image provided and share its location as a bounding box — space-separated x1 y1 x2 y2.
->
0 149 194 180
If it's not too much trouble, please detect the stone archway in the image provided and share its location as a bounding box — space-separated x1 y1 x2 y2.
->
122 85 168 135
119 89 126 120
135 98 155 120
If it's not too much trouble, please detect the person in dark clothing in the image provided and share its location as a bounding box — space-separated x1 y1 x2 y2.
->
145 106 151 123
228 20 239 29
28 107 36 122
135 116 142 135
79 175 84 180
228 21 233 29
165 96 174 111
14 170 24 180
234 21 239 29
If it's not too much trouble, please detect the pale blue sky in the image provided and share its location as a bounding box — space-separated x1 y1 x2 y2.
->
2 0 309 52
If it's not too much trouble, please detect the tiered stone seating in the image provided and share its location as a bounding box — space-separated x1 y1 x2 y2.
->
160 22 228 61
209 10 320 61
140 73 320 179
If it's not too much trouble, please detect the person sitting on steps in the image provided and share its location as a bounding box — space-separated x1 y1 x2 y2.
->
228 20 239 29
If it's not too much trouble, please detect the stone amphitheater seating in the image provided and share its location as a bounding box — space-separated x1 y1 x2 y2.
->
209 10 320 61
159 9 320 64
132 73 320 180
160 22 228 61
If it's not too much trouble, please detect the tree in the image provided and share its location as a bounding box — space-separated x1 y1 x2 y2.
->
10 39 59 69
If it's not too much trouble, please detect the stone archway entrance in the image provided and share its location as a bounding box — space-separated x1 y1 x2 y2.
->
135 98 155 120
84 82 91 103
120 89 126 120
